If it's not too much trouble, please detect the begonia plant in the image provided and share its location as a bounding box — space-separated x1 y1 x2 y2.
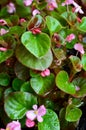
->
0 0 86 130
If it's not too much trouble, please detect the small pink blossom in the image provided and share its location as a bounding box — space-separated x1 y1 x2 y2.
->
75 86 80 91
31 28 41 34
23 0 33 6
6 121 21 130
19 18 26 24
65 34 75 43
0 19 7 26
72 1 84 14
0 28 9 35
32 9 40 16
41 69 50 77
26 118 35 128
7 2 16 14
0 47 7 52
46 0 57 11
74 43 85 54
0 121 21 130
26 105 46 127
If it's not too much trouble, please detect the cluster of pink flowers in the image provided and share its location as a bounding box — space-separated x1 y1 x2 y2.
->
26 105 46 127
0 105 46 129
65 33 84 55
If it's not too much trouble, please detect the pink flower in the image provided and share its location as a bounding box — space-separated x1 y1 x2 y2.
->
26 105 46 127
32 9 40 16
23 0 33 6
75 86 80 91
19 18 26 24
72 1 84 14
0 47 7 52
26 118 35 128
65 34 75 43
46 0 57 11
0 121 21 130
41 69 50 77
0 28 9 35
0 19 7 26
6 121 21 130
31 28 41 34
62 0 84 14
74 43 85 54
7 2 16 14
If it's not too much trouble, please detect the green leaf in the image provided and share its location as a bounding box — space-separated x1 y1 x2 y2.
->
30 74 55 96
65 105 82 122
4 92 37 119
14 61 29 80
38 109 60 130
16 45 53 71
55 71 76 94
16 0 24 6
30 69 40 77
16 5 31 17
0 50 13 63
59 108 69 129
46 16 62 35
4 88 13 98
9 26 25 36
61 11 77 24
0 73 10 86
81 54 86 70
21 31 51 58
77 17 86 32
20 81 34 93
69 55 82 72
72 77 86 97
12 78 25 91
10 15 19 25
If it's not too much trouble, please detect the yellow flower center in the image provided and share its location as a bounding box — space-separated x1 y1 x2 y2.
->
34 110 38 115
6 127 10 130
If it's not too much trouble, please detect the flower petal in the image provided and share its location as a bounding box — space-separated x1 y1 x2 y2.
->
33 104 38 110
37 116 43 122
26 110 36 120
38 105 46 116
